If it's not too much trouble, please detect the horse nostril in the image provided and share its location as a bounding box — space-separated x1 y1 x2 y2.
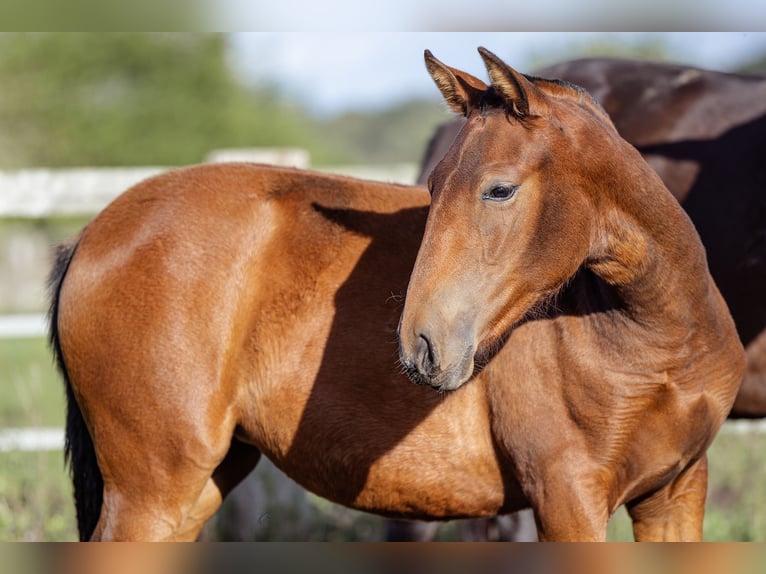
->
417 333 438 374
398 328 440 386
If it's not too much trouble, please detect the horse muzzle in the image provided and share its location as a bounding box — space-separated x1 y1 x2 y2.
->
398 323 476 392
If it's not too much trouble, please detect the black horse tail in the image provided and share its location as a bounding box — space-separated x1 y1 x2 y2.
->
47 234 103 541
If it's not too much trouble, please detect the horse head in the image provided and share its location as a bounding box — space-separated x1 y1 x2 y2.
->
398 47 632 392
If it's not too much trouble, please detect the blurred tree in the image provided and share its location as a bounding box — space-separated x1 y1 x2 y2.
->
0 33 465 170
320 99 449 165
0 33 339 168
527 36 670 71
737 56 766 75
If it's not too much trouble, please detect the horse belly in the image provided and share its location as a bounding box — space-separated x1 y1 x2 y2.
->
350 441 512 520
241 360 516 520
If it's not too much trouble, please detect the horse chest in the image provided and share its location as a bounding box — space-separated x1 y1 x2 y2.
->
485 318 706 476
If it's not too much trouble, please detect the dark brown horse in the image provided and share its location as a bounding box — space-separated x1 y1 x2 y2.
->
419 57 766 419
49 49 743 541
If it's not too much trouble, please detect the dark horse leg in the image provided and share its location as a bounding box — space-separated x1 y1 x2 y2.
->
182 441 262 541
386 512 538 542
731 329 766 417
385 520 439 541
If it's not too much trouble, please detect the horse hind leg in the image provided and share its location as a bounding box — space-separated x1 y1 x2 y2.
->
626 454 708 542
179 440 262 541
91 425 260 541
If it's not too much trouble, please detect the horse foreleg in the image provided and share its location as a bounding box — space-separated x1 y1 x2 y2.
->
533 504 608 542
529 468 609 541
626 455 708 541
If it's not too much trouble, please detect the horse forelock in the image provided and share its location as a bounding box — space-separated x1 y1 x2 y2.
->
478 86 511 117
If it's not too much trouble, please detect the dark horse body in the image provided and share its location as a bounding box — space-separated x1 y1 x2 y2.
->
419 57 766 418
50 50 743 541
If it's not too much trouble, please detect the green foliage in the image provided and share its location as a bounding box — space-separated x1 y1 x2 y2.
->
737 56 766 75
0 33 447 169
0 33 332 168
1 33 764 172
0 338 71 542
318 99 450 166
703 432 766 541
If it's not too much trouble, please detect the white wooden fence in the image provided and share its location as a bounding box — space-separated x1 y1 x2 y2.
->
0 313 46 338
0 148 418 217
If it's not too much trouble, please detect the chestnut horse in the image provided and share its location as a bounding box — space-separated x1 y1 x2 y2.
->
397 48 743 540
49 49 743 541
419 57 766 418
398 56 766 543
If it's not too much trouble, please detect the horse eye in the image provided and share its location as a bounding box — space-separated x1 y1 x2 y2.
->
482 183 519 202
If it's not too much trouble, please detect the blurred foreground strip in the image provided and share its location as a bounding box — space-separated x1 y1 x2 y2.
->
2 541 764 572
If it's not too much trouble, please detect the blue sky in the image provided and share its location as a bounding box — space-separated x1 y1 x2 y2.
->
228 33 766 116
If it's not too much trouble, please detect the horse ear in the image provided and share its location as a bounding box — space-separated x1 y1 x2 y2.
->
477 47 541 118
425 49 487 116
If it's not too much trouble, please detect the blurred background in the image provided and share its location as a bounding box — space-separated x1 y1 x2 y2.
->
2 32 766 541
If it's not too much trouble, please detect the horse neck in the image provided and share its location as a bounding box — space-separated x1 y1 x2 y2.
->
586 148 713 334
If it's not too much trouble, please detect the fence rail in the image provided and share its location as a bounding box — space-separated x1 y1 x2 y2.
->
0 427 63 453
0 313 47 338
0 167 168 217
0 154 419 218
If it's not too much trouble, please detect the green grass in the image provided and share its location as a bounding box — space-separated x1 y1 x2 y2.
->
2 336 765 541
0 337 74 541
0 450 75 541
704 432 766 541
0 338 64 428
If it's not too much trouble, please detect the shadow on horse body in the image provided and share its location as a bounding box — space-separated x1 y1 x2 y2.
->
49 49 743 541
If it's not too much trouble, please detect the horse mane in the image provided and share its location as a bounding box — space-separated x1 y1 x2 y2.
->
526 74 615 127
475 72 614 130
